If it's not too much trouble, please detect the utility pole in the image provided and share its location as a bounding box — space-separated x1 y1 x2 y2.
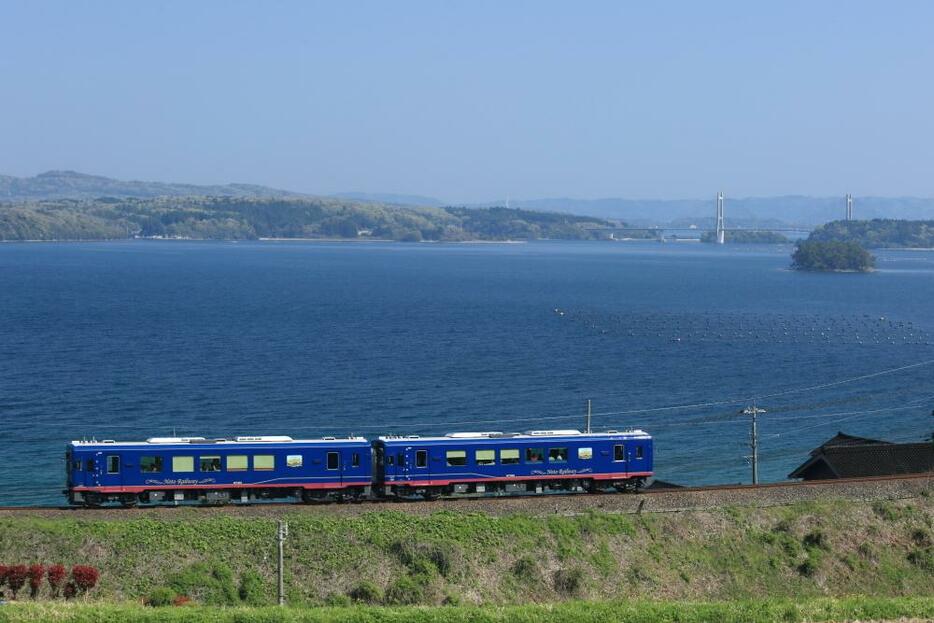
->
585 399 592 433
846 194 854 221
740 404 766 484
277 520 288 606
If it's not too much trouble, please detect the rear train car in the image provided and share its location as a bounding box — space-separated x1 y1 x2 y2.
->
65 435 372 506
373 429 653 499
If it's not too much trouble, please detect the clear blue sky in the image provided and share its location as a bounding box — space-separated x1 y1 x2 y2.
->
2 1 933 202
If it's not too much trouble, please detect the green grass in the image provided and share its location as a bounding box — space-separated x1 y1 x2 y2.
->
0 495 931 606
1 597 933 623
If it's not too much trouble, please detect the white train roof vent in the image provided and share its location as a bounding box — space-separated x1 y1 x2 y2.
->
445 431 503 438
146 437 207 444
525 430 582 436
235 436 294 443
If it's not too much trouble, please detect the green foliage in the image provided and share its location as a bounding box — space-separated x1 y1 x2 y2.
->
791 240 875 272
3 597 934 622
145 586 177 607
389 540 463 578
383 573 430 605
238 570 267 606
907 547 934 572
809 218 934 249
347 581 382 604
167 562 239 606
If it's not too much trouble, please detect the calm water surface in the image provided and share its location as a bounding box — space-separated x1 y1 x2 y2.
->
2 240 933 504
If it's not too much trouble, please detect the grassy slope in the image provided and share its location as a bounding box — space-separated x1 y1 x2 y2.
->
0 496 931 607
2 597 934 623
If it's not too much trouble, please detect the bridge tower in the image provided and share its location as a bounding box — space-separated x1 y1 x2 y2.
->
845 193 853 221
715 192 725 244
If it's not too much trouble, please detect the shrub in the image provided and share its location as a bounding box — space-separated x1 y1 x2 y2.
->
146 587 177 607
384 574 429 605
390 540 463 578
27 564 45 599
348 580 383 604
71 565 99 594
172 595 192 607
907 548 934 572
47 564 66 597
63 582 77 600
0 564 8 588
798 549 823 577
168 562 238 605
324 593 352 607
237 570 266 606
803 529 830 551
511 556 541 583
6 565 27 599
553 567 585 597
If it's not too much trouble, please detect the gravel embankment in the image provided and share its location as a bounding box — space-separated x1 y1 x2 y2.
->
1 475 930 520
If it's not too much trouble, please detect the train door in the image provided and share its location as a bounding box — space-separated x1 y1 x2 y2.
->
412 447 430 481
613 443 628 476
325 450 342 485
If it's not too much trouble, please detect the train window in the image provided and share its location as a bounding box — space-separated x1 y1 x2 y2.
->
200 456 221 472
172 456 194 473
416 450 427 468
86 459 94 472
140 456 163 473
635 446 644 460
387 455 395 466
287 455 303 468
73 460 82 471
526 447 544 463
446 450 467 466
326 452 339 470
614 445 625 462
254 455 275 471
227 455 248 471
578 447 593 460
397 452 405 466
107 455 120 474
475 449 495 466
501 449 520 464
548 448 568 463
352 453 360 468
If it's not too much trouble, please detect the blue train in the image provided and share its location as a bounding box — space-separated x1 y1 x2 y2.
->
65 429 653 506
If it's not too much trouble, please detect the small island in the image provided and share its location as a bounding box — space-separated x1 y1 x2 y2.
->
700 230 790 244
791 240 875 272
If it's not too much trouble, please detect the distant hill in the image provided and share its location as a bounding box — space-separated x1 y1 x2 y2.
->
0 170 305 201
331 192 445 207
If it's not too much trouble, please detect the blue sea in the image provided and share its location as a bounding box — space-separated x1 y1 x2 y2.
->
2 240 933 505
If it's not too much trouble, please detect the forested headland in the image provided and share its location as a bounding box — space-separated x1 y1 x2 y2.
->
808 219 934 248
0 197 624 242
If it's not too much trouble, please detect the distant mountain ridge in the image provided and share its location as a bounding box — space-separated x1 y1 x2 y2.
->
4 171 934 228
0 170 306 201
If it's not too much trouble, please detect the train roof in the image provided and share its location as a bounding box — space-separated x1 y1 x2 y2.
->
69 435 369 448
376 429 651 444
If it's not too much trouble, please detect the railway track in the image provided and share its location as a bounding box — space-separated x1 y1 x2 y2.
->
1 472 930 513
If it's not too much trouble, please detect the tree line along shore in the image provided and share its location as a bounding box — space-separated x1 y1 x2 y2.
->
0 197 657 243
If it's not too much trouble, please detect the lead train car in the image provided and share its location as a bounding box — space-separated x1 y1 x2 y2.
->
66 436 372 506
374 429 653 499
